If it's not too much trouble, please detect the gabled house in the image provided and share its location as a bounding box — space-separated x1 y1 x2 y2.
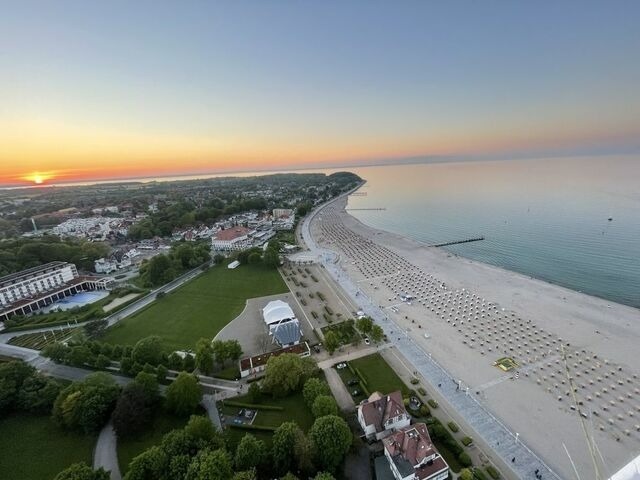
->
383 423 449 480
357 391 411 440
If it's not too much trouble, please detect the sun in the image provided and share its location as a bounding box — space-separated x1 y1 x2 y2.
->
22 172 55 185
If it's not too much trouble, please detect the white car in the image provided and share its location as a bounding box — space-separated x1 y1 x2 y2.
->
336 362 347 370
364 337 370 345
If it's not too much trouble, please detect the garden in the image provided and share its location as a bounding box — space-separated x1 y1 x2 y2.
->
101 261 288 350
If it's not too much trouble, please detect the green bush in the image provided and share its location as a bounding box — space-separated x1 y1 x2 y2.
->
448 421 459 433
473 468 489 480
459 451 472 467
427 399 439 408
324 306 333 315
418 387 427 395
485 466 500 479
228 424 278 432
461 436 473 447
419 404 430 416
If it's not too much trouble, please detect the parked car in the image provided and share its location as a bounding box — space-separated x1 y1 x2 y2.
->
336 362 347 370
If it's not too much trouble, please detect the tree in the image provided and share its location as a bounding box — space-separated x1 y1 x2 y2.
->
213 254 225 265
226 340 243 362
124 445 168 480
112 383 154 438
272 422 310 475
166 372 202 416
263 243 280 268
355 316 373 334
53 372 120 434
185 448 233 480
132 336 164 366
43 343 69 363
211 340 228 365
370 324 384 343
17 373 61 414
53 462 110 480
0 361 36 414
184 415 224 449
313 474 336 480
246 382 261 403
262 354 319 397
312 395 338 418
248 252 262 264
235 433 267 471
95 354 110 370
146 254 172 286
168 352 184 370
255 332 271 353
302 378 331 408
183 354 196 372
309 415 352 473
459 451 472 467
195 338 214 375
156 364 168 382
68 345 92 367
232 470 256 480
459 469 474 480
323 331 340 355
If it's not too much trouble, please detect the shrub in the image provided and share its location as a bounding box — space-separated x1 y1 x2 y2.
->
473 468 489 480
410 378 419 385
419 404 430 417
427 399 438 408
224 401 283 411
459 451 472 468
448 421 459 433
317 292 326 301
461 436 473 447
486 466 500 479
459 469 474 480
418 387 427 395
311 311 319 319
324 306 333 315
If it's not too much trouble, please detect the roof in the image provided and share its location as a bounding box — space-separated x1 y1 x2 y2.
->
383 423 448 480
271 320 301 346
0 262 70 288
262 300 296 325
239 342 310 371
359 391 407 433
214 226 251 241
609 453 640 480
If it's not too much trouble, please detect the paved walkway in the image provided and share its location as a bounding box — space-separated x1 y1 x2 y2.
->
324 366 355 411
300 194 562 480
201 394 223 430
94 421 121 480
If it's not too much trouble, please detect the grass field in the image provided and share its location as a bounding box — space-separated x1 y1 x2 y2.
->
117 407 204 474
0 413 96 480
348 353 410 396
101 263 288 350
220 391 314 450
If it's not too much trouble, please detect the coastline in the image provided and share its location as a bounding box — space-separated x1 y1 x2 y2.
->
309 190 640 480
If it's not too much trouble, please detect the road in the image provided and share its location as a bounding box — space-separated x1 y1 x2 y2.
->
299 192 562 480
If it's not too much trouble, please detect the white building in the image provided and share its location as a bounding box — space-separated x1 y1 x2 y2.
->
0 262 112 321
262 300 302 347
211 226 255 251
357 391 411 441
273 208 295 230
383 423 449 480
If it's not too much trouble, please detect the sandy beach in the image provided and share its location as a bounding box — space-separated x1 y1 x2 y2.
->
310 193 640 480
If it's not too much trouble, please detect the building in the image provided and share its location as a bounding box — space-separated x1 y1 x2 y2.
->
211 226 255 251
0 262 112 322
383 423 449 480
262 299 302 347
272 208 295 230
239 342 310 378
357 391 411 441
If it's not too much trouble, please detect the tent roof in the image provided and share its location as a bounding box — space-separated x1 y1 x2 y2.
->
262 300 296 325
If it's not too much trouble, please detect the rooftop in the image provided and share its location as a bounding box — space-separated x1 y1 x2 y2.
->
214 226 251 241
0 262 71 288
359 390 407 433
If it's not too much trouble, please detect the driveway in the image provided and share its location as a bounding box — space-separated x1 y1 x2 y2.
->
94 421 121 480
323 366 355 411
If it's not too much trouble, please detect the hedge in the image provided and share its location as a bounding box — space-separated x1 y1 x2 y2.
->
459 451 472 467
473 469 489 480
223 401 284 411
427 399 439 408
410 378 419 385
317 292 326 301
485 466 500 479
461 436 473 447
418 387 427 396
228 424 278 432
354 367 368 386
448 421 459 433
324 305 333 315
311 311 319 319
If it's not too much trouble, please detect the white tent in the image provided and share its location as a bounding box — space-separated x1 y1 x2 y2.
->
262 300 296 326
609 454 640 480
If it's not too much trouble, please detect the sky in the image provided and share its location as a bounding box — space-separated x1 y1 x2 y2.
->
1 1 639 186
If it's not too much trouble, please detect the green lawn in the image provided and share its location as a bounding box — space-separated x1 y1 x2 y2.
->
0 413 96 480
102 263 288 350
349 353 410 396
117 408 203 474
220 391 314 450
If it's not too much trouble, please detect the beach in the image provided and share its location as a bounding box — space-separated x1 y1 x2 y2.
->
309 193 640 480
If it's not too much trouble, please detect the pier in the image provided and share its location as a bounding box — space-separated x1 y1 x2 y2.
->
346 207 386 211
429 236 484 248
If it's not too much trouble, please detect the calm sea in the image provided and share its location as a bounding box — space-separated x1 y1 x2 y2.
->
345 156 640 309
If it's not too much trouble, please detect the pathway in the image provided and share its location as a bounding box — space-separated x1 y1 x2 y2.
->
323 366 355 411
201 394 223 430
94 421 121 480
